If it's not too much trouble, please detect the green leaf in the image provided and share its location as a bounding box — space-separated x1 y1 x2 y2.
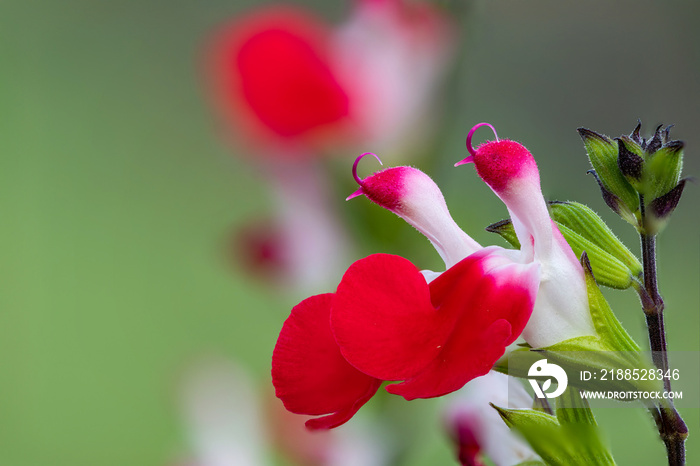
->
556 223 634 289
556 389 616 465
580 252 640 352
548 201 642 277
486 208 641 289
556 387 596 425
493 404 616 466
493 406 571 465
485 219 521 248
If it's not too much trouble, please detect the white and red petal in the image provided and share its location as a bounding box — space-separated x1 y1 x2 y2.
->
471 139 553 261
332 248 540 400
387 249 540 399
350 157 481 267
460 127 596 347
272 293 381 430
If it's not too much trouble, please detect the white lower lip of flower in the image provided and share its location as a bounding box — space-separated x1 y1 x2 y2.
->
521 237 597 348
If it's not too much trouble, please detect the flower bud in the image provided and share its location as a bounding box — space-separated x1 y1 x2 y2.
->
579 122 688 232
348 153 480 267
577 128 639 219
644 140 684 201
587 170 639 225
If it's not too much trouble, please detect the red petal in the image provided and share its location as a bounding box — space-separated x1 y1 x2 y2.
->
272 293 381 430
388 249 540 399
331 254 455 381
386 319 512 400
331 249 539 400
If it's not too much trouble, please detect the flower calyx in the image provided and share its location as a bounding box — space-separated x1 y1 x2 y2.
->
578 122 688 234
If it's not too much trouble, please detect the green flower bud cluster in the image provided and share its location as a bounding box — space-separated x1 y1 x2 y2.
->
577 122 687 234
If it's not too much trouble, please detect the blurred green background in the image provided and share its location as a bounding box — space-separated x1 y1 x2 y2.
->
2 0 698 464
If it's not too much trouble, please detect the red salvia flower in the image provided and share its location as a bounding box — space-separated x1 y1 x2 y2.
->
272 123 594 429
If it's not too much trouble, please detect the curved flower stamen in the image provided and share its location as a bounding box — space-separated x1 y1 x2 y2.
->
352 152 383 184
455 123 499 167
468 122 500 155
347 152 383 200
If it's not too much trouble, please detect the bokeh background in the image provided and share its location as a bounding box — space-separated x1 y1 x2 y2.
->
2 0 699 464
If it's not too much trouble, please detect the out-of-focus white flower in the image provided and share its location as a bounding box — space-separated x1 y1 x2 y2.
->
333 0 453 151
179 359 268 466
263 160 351 294
178 357 389 466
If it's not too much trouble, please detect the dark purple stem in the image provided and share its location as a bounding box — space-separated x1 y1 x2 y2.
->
638 195 687 465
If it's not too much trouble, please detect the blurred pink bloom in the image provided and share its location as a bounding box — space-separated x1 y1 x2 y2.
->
207 6 350 157
234 161 351 292
444 371 540 466
334 0 452 151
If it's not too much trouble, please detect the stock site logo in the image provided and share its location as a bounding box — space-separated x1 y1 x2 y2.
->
528 359 568 398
